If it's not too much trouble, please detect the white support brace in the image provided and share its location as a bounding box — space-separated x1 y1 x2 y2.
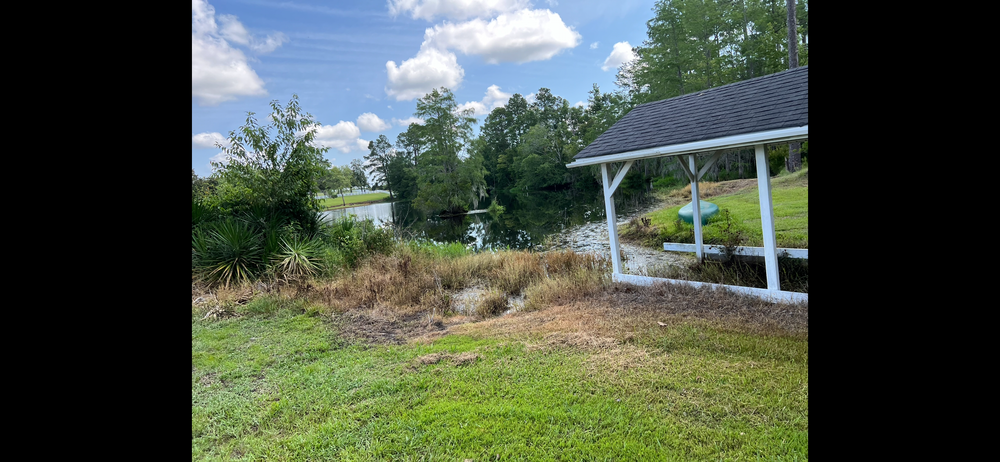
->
662 243 808 260
696 150 723 181
613 273 807 304
689 155 704 262
754 144 780 291
675 156 695 181
608 160 634 195
601 163 628 274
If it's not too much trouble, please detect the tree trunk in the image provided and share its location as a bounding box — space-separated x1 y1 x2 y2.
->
785 0 801 173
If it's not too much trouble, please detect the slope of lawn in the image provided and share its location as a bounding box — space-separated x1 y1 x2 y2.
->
628 168 808 249
192 292 808 461
320 192 390 211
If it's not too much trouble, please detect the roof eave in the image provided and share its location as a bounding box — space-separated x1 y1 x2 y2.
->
566 125 809 168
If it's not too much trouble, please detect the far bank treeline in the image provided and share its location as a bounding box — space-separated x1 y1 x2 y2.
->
363 85 634 216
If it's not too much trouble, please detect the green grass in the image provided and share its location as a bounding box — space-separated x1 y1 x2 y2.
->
321 192 391 210
193 297 808 460
643 169 807 249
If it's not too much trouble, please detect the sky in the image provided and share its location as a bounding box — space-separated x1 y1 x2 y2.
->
192 0 655 178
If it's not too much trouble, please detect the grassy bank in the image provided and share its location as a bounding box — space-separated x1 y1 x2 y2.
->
193 245 808 460
624 167 808 250
321 192 391 211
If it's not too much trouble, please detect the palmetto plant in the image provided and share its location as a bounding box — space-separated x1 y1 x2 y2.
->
194 219 264 287
273 235 322 278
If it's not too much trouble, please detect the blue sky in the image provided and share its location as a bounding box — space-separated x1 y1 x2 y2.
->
192 0 655 178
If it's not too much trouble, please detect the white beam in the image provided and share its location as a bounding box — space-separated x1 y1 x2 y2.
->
697 150 723 181
689 155 704 262
754 144 780 291
662 243 808 259
566 126 808 168
608 160 634 195
613 273 807 304
675 156 695 182
601 163 623 273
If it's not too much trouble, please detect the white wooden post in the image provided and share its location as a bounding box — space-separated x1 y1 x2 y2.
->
601 163 622 273
689 155 704 262
754 144 780 291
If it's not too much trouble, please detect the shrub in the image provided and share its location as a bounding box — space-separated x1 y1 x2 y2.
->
273 235 322 279
487 201 506 216
194 218 265 287
652 174 682 190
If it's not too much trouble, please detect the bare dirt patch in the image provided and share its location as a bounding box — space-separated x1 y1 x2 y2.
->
333 305 451 345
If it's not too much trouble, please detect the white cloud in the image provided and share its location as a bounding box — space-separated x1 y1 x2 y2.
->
217 14 250 45
192 132 231 148
209 151 230 170
456 84 512 116
388 0 530 21
393 117 425 126
357 139 371 152
191 0 287 106
357 113 391 132
385 47 465 101
250 32 288 53
590 42 598 49
573 100 585 108
423 9 581 64
192 32 266 106
601 41 636 72
311 121 364 153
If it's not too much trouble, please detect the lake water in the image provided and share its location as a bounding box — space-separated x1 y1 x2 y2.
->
320 189 654 251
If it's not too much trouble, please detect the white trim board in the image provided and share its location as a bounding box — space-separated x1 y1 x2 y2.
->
613 273 808 304
662 243 808 259
566 126 808 168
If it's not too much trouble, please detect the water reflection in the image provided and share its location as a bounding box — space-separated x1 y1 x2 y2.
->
321 188 652 251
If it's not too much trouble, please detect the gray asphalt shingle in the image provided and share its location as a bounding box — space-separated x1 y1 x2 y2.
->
574 66 808 161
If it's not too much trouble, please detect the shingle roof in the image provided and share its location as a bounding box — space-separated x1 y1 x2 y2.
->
574 66 808 161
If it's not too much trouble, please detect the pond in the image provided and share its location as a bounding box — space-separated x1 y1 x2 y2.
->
320 188 654 251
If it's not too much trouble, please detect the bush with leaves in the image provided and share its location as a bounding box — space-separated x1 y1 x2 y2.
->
206 94 329 231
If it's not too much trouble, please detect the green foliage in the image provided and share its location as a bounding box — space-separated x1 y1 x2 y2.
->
620 0 809 105
386 154 418 202
409 88 488 215
652 174 682 190
193 218 265 287
768 145 789 177
192 169 218 202
349 159 369 191
207 94 329 230
273 235 322 279
487 201 505 217
324 215 396 269
365 135 395 198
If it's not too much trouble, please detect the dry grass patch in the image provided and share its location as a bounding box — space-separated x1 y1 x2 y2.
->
411 351 481 367
452 281 807 344
474 289 509 318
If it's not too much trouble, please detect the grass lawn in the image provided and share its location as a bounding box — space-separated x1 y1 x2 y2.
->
321 192 390 211
193 288 808 460
629 168 808 249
